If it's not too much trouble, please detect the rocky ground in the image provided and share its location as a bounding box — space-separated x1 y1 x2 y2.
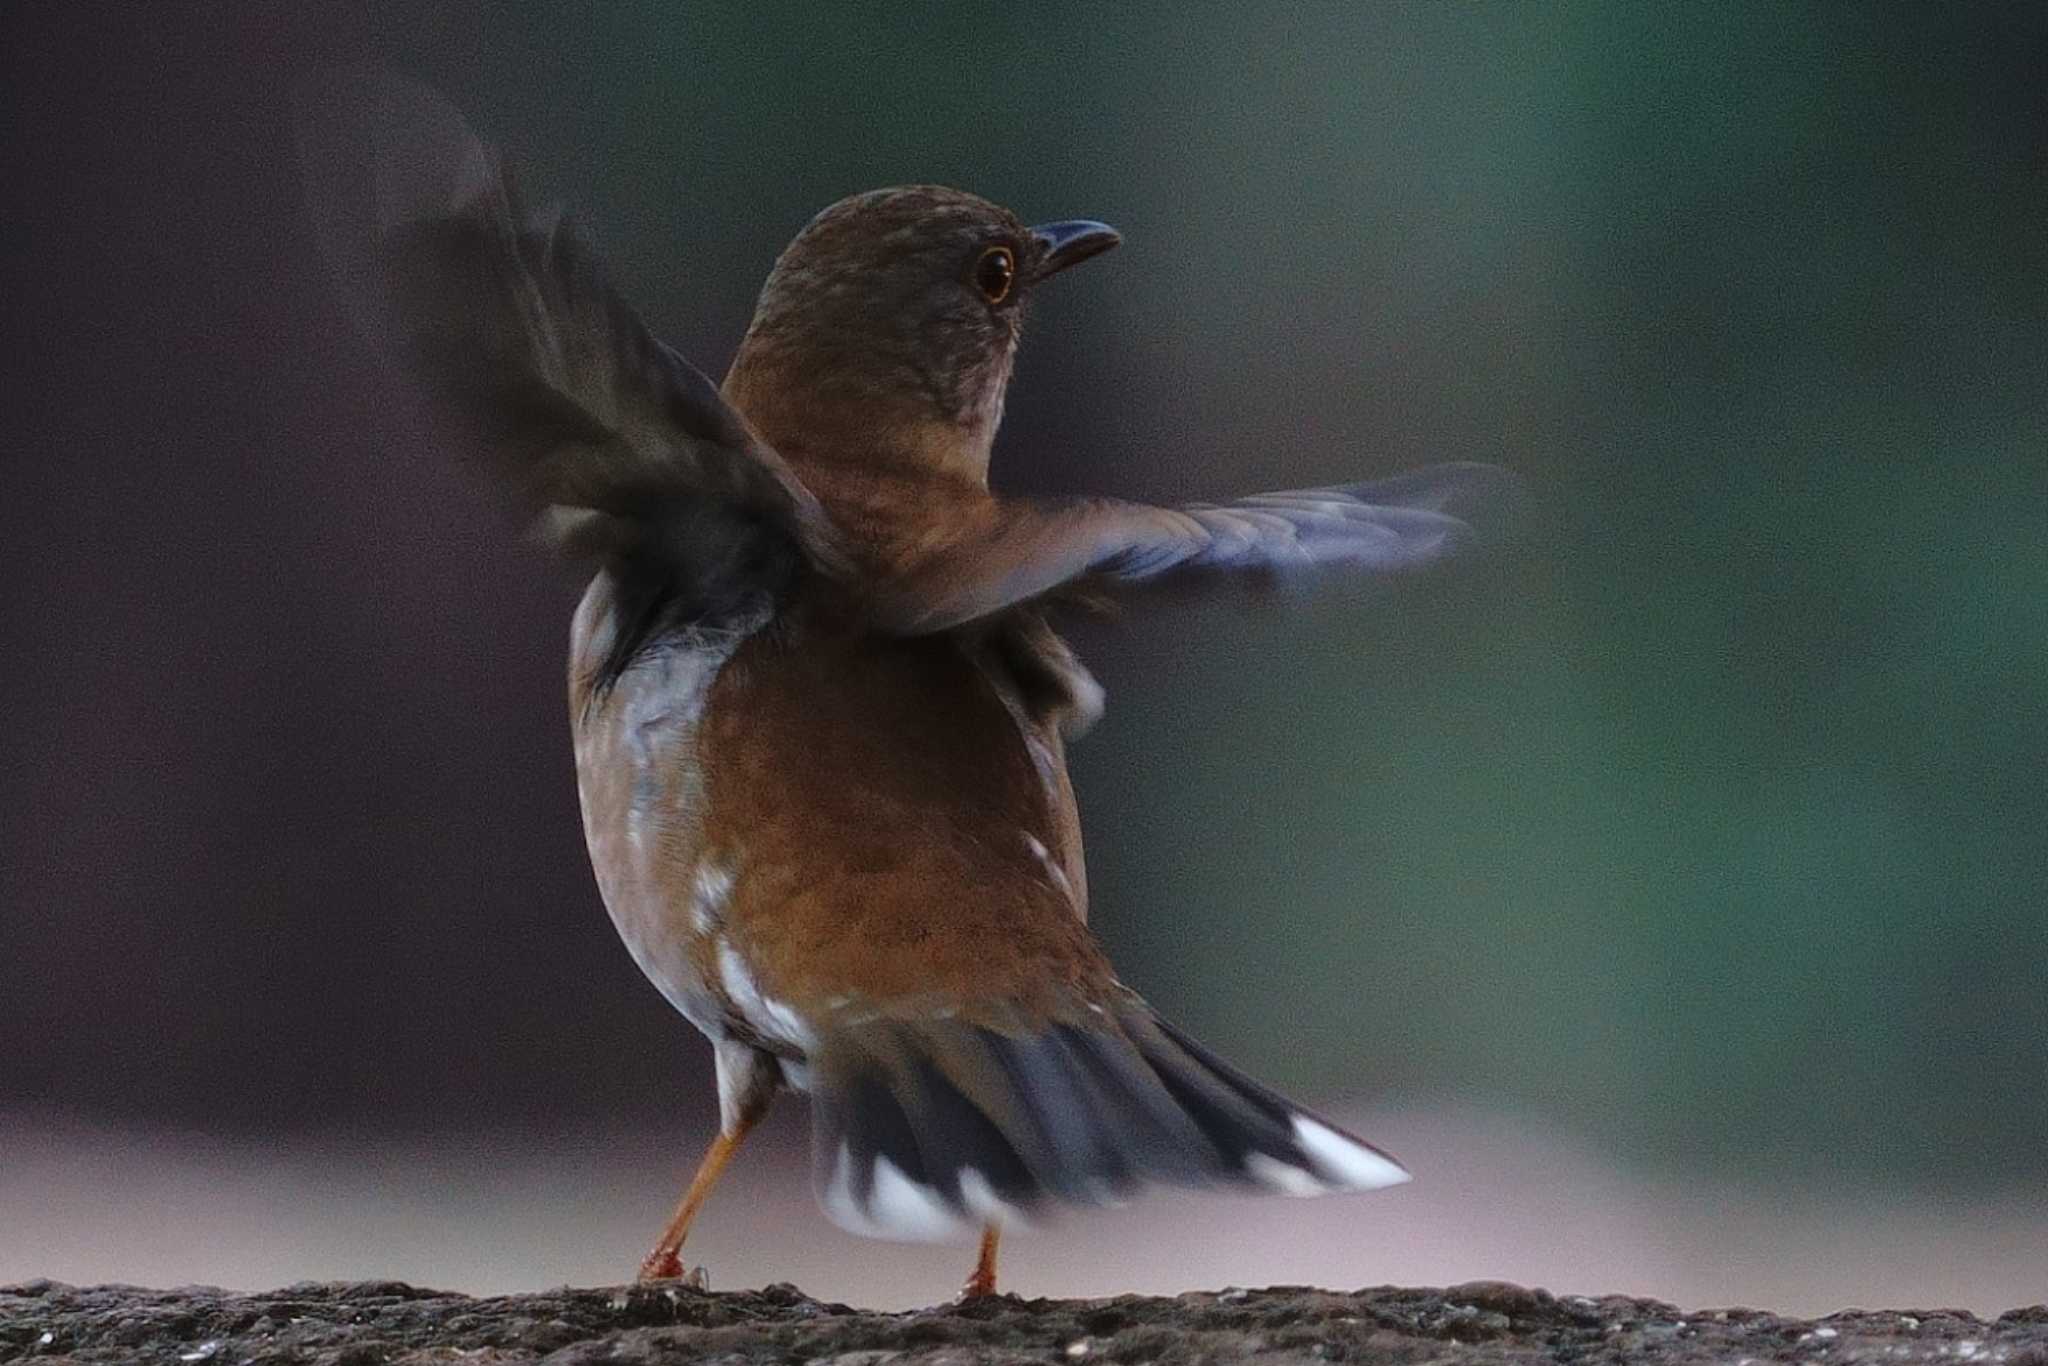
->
3 1278 2043 1365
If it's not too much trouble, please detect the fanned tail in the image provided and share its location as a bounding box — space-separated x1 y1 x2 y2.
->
807 995 1407 1242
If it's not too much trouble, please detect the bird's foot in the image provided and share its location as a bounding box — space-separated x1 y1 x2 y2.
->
958 1267 998 1301
637 1248 707 1289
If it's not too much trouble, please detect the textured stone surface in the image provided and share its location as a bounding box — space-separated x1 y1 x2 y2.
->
3 1278 2044 1365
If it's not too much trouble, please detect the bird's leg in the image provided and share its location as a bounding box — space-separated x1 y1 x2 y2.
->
959 1223 1001 1299
639 1042 780 1284
637 1111 760 1283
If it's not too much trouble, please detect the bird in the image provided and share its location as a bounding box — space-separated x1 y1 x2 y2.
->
296 71 1509 1300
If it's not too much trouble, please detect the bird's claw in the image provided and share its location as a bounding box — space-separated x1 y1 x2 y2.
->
636 1248 706 1289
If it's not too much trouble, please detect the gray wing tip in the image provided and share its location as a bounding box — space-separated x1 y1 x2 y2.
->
294 66 489 202
1341 461 1530 543
294 66 504 349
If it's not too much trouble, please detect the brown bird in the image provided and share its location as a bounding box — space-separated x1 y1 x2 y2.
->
298 72 1507 1299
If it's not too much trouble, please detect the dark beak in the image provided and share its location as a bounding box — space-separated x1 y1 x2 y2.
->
1031 219 1121 278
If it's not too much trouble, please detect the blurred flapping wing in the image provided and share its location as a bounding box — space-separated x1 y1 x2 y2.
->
868 462 1514 633
294 69 842 579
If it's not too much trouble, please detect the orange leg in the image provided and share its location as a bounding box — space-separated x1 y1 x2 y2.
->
960 1223 1001 1299
637 1111 761 1283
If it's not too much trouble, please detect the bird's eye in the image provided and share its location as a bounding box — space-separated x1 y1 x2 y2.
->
974 245 1017 304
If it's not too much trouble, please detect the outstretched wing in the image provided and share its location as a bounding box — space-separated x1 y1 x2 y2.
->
293 68 844 581
866 461 1513 633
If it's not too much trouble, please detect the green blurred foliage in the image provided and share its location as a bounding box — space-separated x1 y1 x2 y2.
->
385 2 2045 1183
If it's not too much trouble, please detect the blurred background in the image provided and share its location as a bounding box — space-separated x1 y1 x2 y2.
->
4 1 2044 1314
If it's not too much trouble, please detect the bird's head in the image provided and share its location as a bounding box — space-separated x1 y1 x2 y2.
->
724 186 1118 485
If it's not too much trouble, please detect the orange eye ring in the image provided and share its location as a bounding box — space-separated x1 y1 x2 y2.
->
974 245 1017 304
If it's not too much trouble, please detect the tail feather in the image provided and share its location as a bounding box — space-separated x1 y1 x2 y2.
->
809 999 1407 1243
1139 1014 1410 1195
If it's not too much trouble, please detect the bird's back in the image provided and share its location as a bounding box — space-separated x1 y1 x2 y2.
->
569 572 1100 1055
